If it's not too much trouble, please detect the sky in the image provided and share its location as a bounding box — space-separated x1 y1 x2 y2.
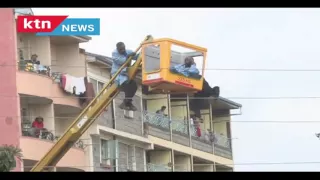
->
32 8 320 171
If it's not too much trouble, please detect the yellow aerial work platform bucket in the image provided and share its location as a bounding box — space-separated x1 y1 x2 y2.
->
141 38 207 94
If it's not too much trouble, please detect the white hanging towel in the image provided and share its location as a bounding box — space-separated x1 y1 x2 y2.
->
64 74 74 94
73 77 86 95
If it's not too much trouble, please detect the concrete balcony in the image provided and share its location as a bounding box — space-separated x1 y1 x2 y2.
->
17 70 81 108
143 111 233 159
146 146 172 172
193 157 214 172
16 32 89 109
16 31 89 78
20 136 86 171
20 99 86 171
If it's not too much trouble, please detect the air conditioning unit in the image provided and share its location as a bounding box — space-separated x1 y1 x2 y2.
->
124 110 134 119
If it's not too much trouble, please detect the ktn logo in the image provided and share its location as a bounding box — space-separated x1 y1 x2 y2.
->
16 16 100 36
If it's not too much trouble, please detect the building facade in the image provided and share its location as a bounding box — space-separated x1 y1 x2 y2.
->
85 52 242 172
0 8 241 172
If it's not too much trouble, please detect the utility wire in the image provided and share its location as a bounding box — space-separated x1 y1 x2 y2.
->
4 64 320 72
9 115 320 124
20 161 320 168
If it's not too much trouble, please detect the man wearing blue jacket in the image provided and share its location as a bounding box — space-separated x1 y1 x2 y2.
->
171 56 220 121
111 42 139 111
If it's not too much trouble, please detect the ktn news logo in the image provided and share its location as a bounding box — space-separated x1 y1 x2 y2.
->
16 15 100 36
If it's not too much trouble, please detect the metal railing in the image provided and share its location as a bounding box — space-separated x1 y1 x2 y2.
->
143 111 232 149
17 60 64 83
21 126 55 142
143 111 170 130
16 48 75 84
190 125 211 143
171 119 189 135
21 124 85 149
189 125 231 148
18 60 51 77
213 133 231 149
143 111 189 135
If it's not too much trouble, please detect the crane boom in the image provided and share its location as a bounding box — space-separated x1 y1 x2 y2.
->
30 36 153 172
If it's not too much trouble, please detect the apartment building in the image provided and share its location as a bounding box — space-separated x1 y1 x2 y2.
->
0 8 95 172
0 8 241 172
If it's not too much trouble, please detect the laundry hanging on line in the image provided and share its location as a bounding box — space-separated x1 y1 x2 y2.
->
60 74 86 95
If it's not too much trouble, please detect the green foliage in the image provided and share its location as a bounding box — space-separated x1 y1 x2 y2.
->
0 145 22 172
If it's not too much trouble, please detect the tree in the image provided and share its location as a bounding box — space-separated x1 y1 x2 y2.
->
0 145 22 172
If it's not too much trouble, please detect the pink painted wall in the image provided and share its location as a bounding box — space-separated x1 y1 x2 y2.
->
20 137 86 170
0 8 22 171
16 71 81 108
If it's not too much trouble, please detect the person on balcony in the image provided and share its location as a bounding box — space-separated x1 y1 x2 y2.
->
31 116 47 138
156 106 167 116
190 115 201 137
24 54 39 72
111 42 139 111
170 56 220 121
24 54 48 75
155 106 168 125
30 54 49 75
30 54 40 64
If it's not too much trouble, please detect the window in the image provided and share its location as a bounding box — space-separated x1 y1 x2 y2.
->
170 44 204 77
21 108 32 136
100 139 119 166
143 44 161 73
127 145 136 171
89 78 105 94
89 77 110 113
90 78 98 94
98 81 104 92
100 139 111 165
20 108 30 123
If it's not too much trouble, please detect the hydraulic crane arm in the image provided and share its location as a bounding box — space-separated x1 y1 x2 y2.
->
30 35 153 172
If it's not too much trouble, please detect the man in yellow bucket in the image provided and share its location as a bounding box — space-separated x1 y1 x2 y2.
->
171 56 220 122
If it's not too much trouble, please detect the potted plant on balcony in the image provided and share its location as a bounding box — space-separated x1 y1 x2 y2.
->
0 145 22 172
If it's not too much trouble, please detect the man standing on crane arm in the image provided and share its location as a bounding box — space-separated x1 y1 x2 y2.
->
111 42 139 111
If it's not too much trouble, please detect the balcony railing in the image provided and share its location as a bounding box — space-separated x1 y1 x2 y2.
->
213 133 231 149
18 60 51 77
21 123 85 149
187 125 231 149
143 111 190 135
146 163 171 172
190 125 212 143
16 48 76 85
143 111 232 149
143 112 170 130
21 126 55 142
17 60 64 84
171 119 189 135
